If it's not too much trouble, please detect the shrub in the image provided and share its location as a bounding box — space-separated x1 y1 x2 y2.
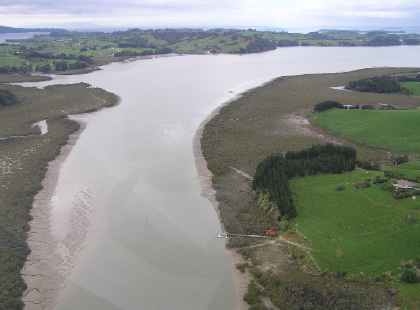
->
336 184 345 191
357 161 380 171
236 263 249 273
361 105 375 110
355 180 371 189
0 89 18 106
336 270 347 278
373 176 387 184
415 257 420 269
390 154 409 166
401 269 419 284
313 100 344 113
244 281 265 307
278 220 290 232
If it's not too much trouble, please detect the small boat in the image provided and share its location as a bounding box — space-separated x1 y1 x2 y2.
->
217 234 226 238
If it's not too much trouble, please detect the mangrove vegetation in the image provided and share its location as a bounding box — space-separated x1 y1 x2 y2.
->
0 77 117 309
201 67 420 309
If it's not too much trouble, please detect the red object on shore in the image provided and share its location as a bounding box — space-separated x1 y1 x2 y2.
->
266 230 277 237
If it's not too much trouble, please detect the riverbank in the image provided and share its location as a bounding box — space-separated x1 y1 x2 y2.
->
0 78 118 308
198 67 420 309
193 97 251 310
21 119 88 309
192 88 340 310
20 90 121 309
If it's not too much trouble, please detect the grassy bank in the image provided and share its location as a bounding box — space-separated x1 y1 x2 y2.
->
201 67 420 309
400 81 420 96
309 109 420 154
238 244 394 309
0 75 117 309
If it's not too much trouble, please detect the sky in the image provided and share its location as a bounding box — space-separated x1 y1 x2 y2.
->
1 0 420 32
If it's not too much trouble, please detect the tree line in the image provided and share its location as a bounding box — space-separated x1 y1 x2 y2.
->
239 37 277 53
345 76 401 93
19 51 93 63
313 100 345 112
397 74 420 82
113 46 172 57
0 66 29 74
253 144 357 219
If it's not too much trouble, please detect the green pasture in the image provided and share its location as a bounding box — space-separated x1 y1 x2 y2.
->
400 81 420 96
0 57 25 67
290 168 420 277
170 34 248 53
384 162 420 179
383 160 420 179
309 109 420 153
397 162 420 170
0 44 16 54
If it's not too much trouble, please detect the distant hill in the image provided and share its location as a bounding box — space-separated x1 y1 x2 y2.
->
0 25 66 34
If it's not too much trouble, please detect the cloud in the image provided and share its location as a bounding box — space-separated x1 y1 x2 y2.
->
0 0 419 29
283 0 419 19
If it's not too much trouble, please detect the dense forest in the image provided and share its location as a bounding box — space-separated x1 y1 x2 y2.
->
345 76 402 93
313 100 344 112
253 144 357 219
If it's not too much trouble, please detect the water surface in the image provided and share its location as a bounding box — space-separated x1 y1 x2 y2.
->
0 32 45 43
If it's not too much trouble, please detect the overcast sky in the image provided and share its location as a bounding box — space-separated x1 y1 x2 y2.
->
1 0 420 31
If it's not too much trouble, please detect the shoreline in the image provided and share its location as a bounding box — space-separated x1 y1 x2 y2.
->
190 85 339 310
192 97 251 310
19 84 121 309
21 119 88 310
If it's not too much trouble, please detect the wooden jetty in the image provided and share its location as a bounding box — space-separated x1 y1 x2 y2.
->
218 233 266 239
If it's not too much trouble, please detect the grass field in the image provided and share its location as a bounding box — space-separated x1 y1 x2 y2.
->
400 81 420 96
384 161 420 179
290 168 420 277
0 57 25 67
397 162 420 170
309 109 420 153
290 168 420 307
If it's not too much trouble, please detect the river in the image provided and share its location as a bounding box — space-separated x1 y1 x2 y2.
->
0 32 46 43
20 46 420 309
